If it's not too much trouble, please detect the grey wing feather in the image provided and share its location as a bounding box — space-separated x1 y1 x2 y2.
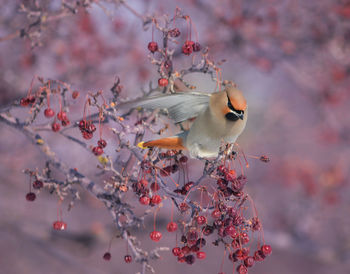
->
119 92 211 124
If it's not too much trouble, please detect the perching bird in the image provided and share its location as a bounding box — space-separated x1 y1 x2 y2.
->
119 85 247 158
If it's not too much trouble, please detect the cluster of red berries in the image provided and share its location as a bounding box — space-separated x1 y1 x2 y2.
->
20 95 35 106
172 230 207 265
216 165 247 198
92 139 107 156
51 111 70 132
132 176 162 207
182 40 201 55
102 252 132 263
78 120 96 140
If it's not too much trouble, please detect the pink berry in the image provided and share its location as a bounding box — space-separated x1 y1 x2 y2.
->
151 195 162 205
261 244 272 256
26 192 36 201
139 195 150 205
196 251 206 259
51 122 60 132
166 222 178 232
150 231 162 242
196 215 207 225
124 254 132 263
103 252 111 261
92 146 103 156
158 78 168 87
148 41 158 53
44 108 55 118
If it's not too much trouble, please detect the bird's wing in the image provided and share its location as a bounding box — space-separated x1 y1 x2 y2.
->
118 92 211 124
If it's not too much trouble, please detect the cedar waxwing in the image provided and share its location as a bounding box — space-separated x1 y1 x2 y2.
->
119 85 247 158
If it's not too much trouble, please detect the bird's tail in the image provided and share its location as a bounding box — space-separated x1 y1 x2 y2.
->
137 132 188 150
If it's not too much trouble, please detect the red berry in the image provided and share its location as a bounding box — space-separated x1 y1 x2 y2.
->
181 246 191 254
191 245 200 252
196 215 207 225
61 119 70 127
82 131 93 139
150 182 160 192
158 78 168 87
44 108 55 118
92 146 103 156
237 264 248 274
166 222 178 232
196 251 206 259
225 225 237 238
98 139 107 148
185 254 195 265
51 122 60 132
211 209 221 219
259 155 270 163
182 41 194 55
33 180 43 189
261 244 272 256
139 179 148 188
253 250 265 262
139 195 150 205
57 111 67 121
79 120 86 129
103 252 111 261
26 192 36 201
235 249 246 261
88 123 96 133
124 254 132 263
244 256 255 267
148 41 158 53
169 28 181 37
20 98 30 106
151 195 162 205
241 232 249 244
179 156 188 163
192 42 201 52
150 231 162 242
172 247 181 256
53 221 67 230
28 95 35 104
72 91 80 99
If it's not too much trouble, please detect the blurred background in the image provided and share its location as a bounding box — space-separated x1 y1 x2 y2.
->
0 0 349 273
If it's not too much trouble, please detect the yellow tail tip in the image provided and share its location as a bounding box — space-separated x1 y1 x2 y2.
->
137 142 147 149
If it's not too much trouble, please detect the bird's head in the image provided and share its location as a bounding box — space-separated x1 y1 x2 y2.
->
222 87 247 122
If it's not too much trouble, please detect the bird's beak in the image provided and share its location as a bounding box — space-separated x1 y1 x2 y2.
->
237 113 244 120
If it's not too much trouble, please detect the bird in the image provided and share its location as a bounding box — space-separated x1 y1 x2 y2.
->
118 85 248 158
